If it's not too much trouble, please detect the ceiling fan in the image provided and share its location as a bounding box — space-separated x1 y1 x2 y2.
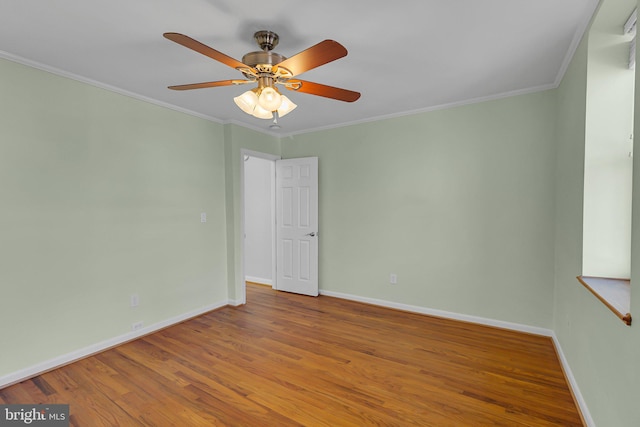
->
163 30 361 122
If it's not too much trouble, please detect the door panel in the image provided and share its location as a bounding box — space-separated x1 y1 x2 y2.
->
276 157 318 296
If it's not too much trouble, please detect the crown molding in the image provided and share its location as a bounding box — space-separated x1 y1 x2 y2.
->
279 82 557 138
553 0 599 88
0 49 224 124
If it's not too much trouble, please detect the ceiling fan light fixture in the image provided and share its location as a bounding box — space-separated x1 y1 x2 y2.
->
277 95 297 117
235 86 294 120
234 88 279 119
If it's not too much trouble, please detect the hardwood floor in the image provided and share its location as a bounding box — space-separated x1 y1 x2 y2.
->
0 283 583 426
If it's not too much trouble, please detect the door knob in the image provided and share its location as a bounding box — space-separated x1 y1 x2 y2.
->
305 232 317 237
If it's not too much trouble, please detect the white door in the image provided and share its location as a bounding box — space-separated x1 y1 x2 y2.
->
276 157 318 296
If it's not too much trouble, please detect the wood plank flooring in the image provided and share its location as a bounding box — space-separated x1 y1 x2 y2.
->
0 283 583 426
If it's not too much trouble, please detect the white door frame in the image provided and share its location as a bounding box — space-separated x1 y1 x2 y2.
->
240 149 280 303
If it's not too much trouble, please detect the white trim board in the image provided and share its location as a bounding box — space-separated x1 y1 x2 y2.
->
0 299 229 389
0 50 222 125
551 332 595 427
319 289 551 336
319 289 593 425
280 82 557 138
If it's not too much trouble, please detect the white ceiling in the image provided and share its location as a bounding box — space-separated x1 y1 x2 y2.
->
0 0 599 136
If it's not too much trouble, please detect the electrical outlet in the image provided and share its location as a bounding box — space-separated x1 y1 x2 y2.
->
390 273 397 285
200 212 207 223
131 321 144 331
130 294 139 308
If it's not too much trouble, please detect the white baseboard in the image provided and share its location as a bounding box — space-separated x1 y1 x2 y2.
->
319 289 592 425
551 332 595 427
245 276 272 286
319 289 553 336
0 299 229 389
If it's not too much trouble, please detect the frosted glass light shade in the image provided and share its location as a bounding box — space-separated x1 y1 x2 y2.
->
234 90 259 115
252 104 273 119
258 87 282 111
234 88 291 120
277 96 297 117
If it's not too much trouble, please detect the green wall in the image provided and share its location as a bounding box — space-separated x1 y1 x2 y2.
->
0 58 229 377
281 91 558 328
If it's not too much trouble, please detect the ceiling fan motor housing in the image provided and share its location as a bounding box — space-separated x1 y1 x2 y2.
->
254 30 279 51
242 31 287 67
242 50 286 67
242 32 290 82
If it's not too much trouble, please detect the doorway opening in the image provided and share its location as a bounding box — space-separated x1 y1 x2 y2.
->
241 150 320 302
241 149 279 302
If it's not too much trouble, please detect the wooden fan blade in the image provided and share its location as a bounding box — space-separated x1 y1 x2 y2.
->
164 32 252 72
284 80 360 102
168 80 249 90
275 40 347 77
